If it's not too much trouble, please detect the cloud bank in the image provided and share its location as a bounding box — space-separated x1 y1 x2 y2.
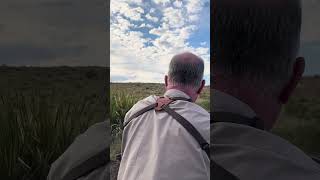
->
110 0 210 83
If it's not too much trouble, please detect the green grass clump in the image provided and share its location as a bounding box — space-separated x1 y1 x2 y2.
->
110 92 138 160
0 92 104 179
110 92 138 138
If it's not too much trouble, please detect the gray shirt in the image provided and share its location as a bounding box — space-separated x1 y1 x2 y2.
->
117 89 210 180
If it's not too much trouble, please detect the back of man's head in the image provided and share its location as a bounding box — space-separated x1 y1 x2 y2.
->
168 52 204 89
213 0 302 93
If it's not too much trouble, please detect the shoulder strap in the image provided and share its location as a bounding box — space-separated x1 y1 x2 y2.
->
159 99 239 180
123 103 157 128
212 160 240 180
62 148 109 180
311 156 320 164
123 96 192 128
161 105 210 157
212 112 264 130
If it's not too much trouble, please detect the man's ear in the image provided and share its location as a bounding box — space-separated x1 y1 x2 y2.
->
165 75 168 87
197 80 206 94
279 57 305 104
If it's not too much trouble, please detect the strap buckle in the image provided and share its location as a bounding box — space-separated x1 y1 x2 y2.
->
201 143 210 151
155 97 174 111
116 153 122 161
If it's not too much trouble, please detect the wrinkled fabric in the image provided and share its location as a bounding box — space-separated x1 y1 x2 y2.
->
117 89 210 180
47 121 110 180
211 89 320 180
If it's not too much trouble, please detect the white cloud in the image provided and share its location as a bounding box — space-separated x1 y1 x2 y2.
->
173 0 183 8
146 24 154 28
111 1 144 21
139 23 146 28
111 0 210 83
131 0 144 4
149 27 165 36
162 7 185 28
139 23 154 28
186 0 204 14
150 8 156 13
153 0 171 6
146 13 159 22
189 15 199 22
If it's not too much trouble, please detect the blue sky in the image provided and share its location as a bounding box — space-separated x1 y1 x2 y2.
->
110 0 210 84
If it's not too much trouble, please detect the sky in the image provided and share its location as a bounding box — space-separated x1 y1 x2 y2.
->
300 0 320 75
0 0 319 76
0 0 107 66
110 0 210 84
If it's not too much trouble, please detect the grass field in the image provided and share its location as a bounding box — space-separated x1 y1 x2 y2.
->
0 66 108 179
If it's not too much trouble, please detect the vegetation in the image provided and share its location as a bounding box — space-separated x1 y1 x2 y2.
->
272 76 320 156
0 67 108 180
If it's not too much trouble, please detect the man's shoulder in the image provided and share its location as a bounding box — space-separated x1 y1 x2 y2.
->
212 122 320 179
124 95 158 121
124 95 209 122
126 95 209 118
47 121 109 180
212 122 309 159
187 101 210 116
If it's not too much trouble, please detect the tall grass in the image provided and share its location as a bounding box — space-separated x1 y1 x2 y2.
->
0 92 105 179
110 92 138 138
110 92 138 160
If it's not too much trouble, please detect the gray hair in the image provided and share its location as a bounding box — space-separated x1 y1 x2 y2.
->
213 0 302 94
168 52 204 89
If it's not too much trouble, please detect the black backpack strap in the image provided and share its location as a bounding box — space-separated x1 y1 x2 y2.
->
160 100 239 180
62 148 109 180
123 96 191 128
123 103 157 128
311 156 320 165
212 112 264 130
161 105 210 157
211 160 240 180
169 96 192 101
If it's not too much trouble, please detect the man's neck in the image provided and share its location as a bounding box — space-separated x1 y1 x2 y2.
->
213 78 281 130
166 86 198 102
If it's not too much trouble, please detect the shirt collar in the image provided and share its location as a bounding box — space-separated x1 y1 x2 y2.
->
164 89 191 99
212 89 256 118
